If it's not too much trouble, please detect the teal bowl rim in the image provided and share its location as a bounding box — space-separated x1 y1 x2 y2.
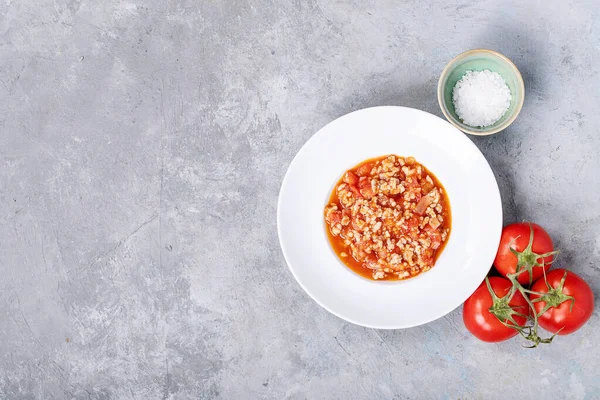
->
437 49 525 136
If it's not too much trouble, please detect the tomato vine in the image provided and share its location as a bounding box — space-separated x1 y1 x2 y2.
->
485 223 565 347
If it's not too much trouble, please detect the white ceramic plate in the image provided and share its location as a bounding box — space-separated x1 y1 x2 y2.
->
277 106 502 329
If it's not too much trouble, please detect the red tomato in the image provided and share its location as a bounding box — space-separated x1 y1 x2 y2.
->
355 162 374 177
494 223 557 285
349 185 362 199
463 277 530 342
358 177 374 199
343 171 358 186
530 269 594 335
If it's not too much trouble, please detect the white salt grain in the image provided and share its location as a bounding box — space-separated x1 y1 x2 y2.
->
452 70 511 127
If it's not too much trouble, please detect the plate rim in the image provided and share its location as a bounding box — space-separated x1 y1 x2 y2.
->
277 105 502 329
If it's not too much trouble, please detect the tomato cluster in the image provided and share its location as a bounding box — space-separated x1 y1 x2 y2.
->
463 222 594 345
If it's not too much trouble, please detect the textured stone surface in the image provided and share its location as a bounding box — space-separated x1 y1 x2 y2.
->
1 0 599 398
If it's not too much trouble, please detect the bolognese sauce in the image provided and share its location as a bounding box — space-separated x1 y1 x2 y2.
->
324 155 451 281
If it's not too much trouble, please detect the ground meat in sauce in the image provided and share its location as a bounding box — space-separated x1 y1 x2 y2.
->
324 155 451 281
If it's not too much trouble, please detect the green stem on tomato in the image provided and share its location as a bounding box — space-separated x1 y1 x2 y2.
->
503 270 556 347
531 269 576 317
509 223 559 286
485 266 554 347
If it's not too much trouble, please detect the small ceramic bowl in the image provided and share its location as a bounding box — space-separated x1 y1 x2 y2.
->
437 49 525 136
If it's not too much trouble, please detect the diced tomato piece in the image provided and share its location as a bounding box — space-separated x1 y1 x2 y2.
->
402 217 421 239
414 195 432 215
358 177 374 199
343 171 359 186
360 187 374 199
422 181 434 194
428 216 441 230
349 185 363 199
406 178 420 189
421 249 434 265
356 162 375 177
428 230 442 249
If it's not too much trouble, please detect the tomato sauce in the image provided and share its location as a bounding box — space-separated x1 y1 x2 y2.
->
324 155 452 281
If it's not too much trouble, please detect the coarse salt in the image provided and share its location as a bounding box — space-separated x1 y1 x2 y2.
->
452 70 511 127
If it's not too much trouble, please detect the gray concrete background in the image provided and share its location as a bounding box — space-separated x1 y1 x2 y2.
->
1 0 599 398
